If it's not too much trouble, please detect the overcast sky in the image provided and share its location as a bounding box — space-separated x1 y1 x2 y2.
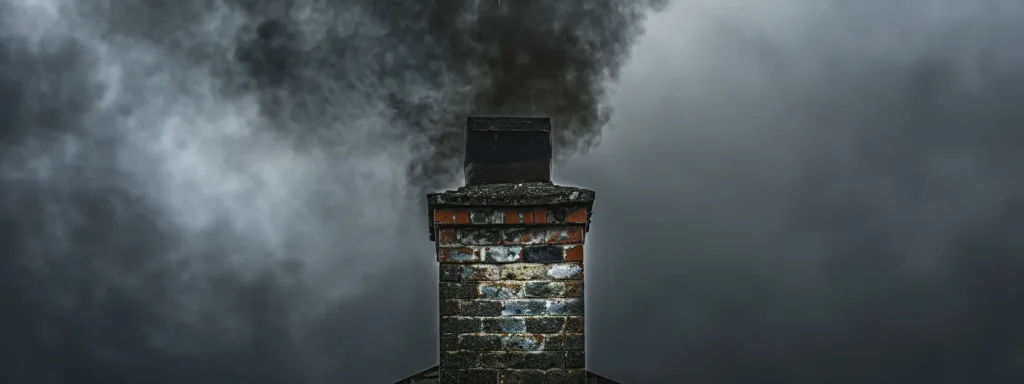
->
2 1 1023 383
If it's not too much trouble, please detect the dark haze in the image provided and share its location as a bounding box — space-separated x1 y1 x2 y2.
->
0 0 658 383
3 0 1024 383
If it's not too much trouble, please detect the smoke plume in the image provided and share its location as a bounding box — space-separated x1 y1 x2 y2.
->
0 0 659 383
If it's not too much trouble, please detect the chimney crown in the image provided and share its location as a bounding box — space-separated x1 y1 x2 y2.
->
464 116 552 185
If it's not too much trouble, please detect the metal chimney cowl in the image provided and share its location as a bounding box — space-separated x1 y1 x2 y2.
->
463 116 553 185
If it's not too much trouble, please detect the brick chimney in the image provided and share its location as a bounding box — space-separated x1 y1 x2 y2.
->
426 117 596 383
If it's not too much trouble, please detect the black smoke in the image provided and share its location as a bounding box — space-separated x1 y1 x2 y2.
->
0 0 659 383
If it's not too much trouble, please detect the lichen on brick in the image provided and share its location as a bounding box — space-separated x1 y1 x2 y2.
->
501 299 547 316
483 317 526 333
478 282 522 299
500 264 548 280
545 298 584 316
483 246 522 263
546 263 583 280
502 334 544 351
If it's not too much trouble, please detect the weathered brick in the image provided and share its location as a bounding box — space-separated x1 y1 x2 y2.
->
501 369 546 384
565 351 585 368
525 317 565 333
440 300 460 316
563 281 584 297
479 282 523 299
438 247 482 263
442 351 480 369
520 210 535 224
483 246 522 263
502 334 544 351
441 264 500 281
440 282 478 299
454 209 470 224
441 317 482 333
483 317 526 333
521 245 565 263
462 369 499 383
524 281 565 297
436 228 458 246
440 333 459 350
503 209 521 224
546 298 584 316
460 334 502 350
439 369 460 383
545 334 584 350
563 317 584 333
533 208 548 224
470 209 504 224
434 209 455 224
500 264 548 280
563 245 583 262
501 299 547 316
458 300 504 316
546 369 587 383
458 228 501 245
547 207 569 224
500 227 584 246
566 207 588 223
546 263 583 280
523 351 565 369
480 352 525 369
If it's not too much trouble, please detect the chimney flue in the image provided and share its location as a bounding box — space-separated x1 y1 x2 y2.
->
463 116 553 185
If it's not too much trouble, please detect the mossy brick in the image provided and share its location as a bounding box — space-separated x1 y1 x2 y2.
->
459 334 502 351
524 282 566 298
458 300 504 316
457 228 501 245
564 317 584 333
482 317 526 333
545 369 587 383
501 334 544 351
441 317 482 333
440 264 500 281
501 299 548 316
565 351 585 368
440 282 478 299
461 369 499 384
500 264 548 280
523 351 566 369
479 282 523 299
525 317 565 333
482 246 523 263
545 298 584 316
500 369 546 384
545 334 584 350
480 352 525 369
441 351 480 369
438 247 482 263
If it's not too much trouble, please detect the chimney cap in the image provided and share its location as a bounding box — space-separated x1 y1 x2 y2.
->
463 116 553 185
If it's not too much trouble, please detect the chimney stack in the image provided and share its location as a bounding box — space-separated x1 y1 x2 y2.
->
426 117 596 383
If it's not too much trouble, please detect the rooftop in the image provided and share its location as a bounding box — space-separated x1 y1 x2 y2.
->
393 366 622 384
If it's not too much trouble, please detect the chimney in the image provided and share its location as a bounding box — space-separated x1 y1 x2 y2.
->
426 117 596 383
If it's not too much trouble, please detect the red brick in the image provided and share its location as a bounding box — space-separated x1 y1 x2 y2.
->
435 209 455 224
533 208 547 224
520 210 535 224
566 207 588 223
564 245 583 262
437 228 458 246
503 209 520 224
454 210 470 224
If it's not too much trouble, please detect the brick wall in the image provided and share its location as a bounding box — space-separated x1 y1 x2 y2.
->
430 205 590 383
